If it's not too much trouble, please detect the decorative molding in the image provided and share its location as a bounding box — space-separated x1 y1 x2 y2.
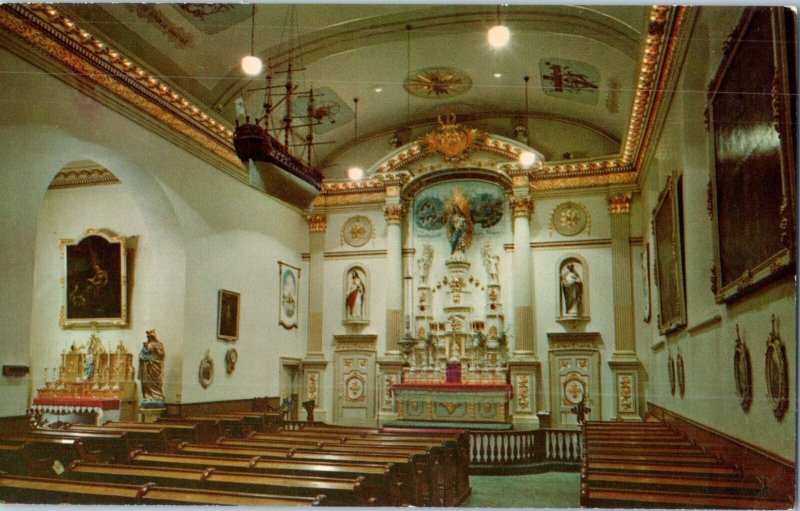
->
306 214 328 233
549 201 591 237
324 249 387 260
687 314 722 336
607 192 632 214
48 165 121 189
340 215 374 247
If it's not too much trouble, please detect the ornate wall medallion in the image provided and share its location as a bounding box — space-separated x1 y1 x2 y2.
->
404 67 472 98
225 348 238 375
733 324 752 412
341 215 374 247
550 201 590 237
764 315 788 420
199 350 214 388
667 354 676 396
676 352 685 398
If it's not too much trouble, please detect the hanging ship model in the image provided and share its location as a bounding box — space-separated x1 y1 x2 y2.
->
233 63 326 210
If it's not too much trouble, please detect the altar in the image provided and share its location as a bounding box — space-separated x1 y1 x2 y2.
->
393 382 512 424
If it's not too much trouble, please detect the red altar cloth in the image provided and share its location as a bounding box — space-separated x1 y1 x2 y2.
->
32 397 120 410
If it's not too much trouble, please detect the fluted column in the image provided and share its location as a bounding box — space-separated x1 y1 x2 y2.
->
302 213 329 422
383 203 405 355
607 192 641 421
510 196 535 356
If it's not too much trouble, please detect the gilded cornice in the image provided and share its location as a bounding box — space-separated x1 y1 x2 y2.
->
0 4 241 169
48 165 120 189
509 196 534 219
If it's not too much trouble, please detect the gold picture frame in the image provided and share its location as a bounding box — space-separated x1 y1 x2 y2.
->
707 7 796 303
217 290 240 341
652 174 686 335
279 262 300 330
60 229 130 328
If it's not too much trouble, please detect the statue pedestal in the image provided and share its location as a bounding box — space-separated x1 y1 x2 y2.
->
139 406 164 423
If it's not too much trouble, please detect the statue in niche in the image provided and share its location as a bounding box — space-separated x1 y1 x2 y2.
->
345 268 367 321
417 245 434 284
482 243 500 284
138 329 165 403
444 190 474 255
560 262 583 317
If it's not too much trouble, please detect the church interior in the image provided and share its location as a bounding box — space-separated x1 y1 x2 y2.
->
0 3 796 508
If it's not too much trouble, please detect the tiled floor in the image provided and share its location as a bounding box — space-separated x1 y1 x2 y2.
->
461 471 581 508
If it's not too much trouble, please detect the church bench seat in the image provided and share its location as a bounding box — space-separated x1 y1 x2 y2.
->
102 421 209 446
0 443 37 475
126 450 401 506
586 452 721 464
582 487 788 509
23 430 132 463
156 417 224 443
184 415 247 438
222 411 283 432
66 460 372 506
0 473 325 506
3 435 102 472
586 460 741 477
583 471 766 496
64 424 169 453
177 442 428 506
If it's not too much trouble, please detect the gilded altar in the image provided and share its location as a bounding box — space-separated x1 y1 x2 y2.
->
392 383 512 424
32 334 137 424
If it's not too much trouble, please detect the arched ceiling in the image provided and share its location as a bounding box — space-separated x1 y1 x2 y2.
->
58 4 655 179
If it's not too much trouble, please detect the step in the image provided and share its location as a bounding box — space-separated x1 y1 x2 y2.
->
585 487 789 509
586 445 707 456
587 452 720 464
588 439 694 447
586 472 764 495
587 461 740 477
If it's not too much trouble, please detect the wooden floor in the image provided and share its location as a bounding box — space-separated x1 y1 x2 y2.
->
580 421 792 509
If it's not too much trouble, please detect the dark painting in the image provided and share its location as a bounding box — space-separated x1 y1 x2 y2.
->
653 175 686 335
709 8 796 301
217 290 240 341
66 235 123 321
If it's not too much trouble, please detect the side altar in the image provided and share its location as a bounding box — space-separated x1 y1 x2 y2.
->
32 333 137 425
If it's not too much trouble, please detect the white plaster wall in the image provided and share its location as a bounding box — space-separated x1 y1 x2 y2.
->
638 7 796 460
0 48 308 413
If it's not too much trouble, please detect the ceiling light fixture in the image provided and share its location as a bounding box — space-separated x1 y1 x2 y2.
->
493 72 503 78
487 6 510 49
347 97 364 181
241 5 262 76
373 86 383 93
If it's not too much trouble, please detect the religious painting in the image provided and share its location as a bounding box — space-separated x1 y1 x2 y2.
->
707 7 796 303
641 243 652 323
652 174 686 335
62 230 129 328
279 262 300 330
217 290 240 341
175 4 250 35
413 181 506 239
343 265 368 324
539 58 600 104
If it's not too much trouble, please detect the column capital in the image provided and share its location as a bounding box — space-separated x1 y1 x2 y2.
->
608 193 632 214
306 214 328 233
509 196 534 218
383 204 405 224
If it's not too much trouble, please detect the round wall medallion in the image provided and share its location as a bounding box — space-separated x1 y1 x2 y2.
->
733 325 752 412
404 67 472 99
550 201 589 236
199 350 214 389
563 377 586 405
765 316 788 420
341 215 373 247
225 348 238 375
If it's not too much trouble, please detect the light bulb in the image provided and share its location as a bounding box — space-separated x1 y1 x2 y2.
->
487 25 510 48
519 151 537 168
347 166 364 181
241 55 263 76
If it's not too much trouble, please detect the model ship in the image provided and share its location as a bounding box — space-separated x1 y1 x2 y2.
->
233 63 325 209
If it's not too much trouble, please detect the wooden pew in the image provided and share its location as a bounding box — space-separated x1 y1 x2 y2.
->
3 436 93 474
584 487 789 509
25 429 132 462
222 411 283 432
220 436 439 505
0 473 325 506
65 424 169 452
177 441 426 506
185 415 247 438
126 450 401 506
102 420 209 446
0 443 37 475
67 460 373 506
156 417 224 442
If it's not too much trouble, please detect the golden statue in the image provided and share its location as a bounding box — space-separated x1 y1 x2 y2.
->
138 329 165 403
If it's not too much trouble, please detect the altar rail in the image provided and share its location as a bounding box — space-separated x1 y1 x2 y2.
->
468 428 582 465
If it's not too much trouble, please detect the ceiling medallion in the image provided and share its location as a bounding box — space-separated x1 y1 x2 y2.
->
404 67 472 99
421 111 484 162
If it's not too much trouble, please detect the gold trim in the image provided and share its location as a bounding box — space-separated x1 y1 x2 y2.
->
48 167 121 189
324 249 387 259
383 204 405 224
608 193 633 214
306 214 328 233
509 196 533 218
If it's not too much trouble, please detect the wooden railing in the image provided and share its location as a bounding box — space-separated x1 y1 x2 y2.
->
468 428 582 465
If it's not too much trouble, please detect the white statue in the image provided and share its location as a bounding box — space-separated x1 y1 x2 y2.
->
417 245 434 284
482 243 500 284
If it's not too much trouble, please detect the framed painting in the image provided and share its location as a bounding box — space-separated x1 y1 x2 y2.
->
217 289 240 341
707 7 796 303
279 262 300 330
652 174 686 335
61 229 129 328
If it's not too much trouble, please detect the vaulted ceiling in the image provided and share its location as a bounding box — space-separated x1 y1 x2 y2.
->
58 4 657 178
